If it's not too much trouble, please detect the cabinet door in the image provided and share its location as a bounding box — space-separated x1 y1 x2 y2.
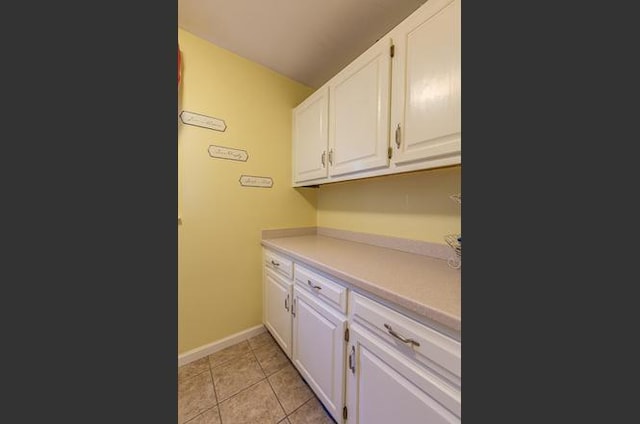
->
292 287 347 423
391 0 461 169
292 86 329 184
346 324 461 424
264 269 293 357
328 37 391 177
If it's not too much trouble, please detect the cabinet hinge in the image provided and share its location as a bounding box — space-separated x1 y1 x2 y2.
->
390 44 395 58
343 406 348 420
344 328 349 342
388 146 393 159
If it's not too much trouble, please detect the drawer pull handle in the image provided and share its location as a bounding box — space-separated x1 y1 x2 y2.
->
307 280 322 290
271 260 280 267
383 323 420 347
292 298 297 317
284 294 290 312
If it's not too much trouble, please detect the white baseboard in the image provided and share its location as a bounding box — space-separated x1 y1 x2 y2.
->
178 324 266 367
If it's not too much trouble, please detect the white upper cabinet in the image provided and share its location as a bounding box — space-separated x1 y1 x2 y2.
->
328 37 392 177
291 0 461 187
292 86 329 184
390 0 461 169
292 37 391 186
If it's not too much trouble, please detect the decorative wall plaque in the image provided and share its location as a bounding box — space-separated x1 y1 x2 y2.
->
239 175 273 188
208 145 248 162
179 111 227 132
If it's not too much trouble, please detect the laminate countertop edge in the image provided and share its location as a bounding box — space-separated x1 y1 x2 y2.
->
261 234 461 337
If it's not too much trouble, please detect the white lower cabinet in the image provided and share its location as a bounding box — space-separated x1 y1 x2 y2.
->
292 278 347 423
346 291 461 422
263 267 293 357
262 248 461 423
346 323 460 423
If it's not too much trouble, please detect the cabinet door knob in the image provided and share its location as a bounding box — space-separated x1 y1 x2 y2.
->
321 151 326 167
328 149 334 165
292 298 297 317
395 124 402 148
348 345 356 374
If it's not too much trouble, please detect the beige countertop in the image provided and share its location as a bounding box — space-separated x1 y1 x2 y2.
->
261 232 461 334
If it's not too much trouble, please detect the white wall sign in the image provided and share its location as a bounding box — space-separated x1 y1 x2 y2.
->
239 175 273 188
179 111 227 132
208 145 248 162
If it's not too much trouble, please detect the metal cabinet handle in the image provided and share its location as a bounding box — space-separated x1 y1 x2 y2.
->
321 151 326 167
395 124 401 148
307 280 322 290
383 323 420 347
328 149 334 165
348 345 355 374
292 298 297 317
284 294 290 311
271 260 280 267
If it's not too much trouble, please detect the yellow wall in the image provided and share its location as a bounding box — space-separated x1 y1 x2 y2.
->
178 29 316 353
317 166 461 244
178 28 461 354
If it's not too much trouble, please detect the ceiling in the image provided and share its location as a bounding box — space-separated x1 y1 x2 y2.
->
178 0 428 89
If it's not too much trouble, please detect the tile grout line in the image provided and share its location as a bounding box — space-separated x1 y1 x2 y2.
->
206 356 223 424
286 396 314 421
206 339 264 416
252 333 323 422
284 367 336 423
178 362 219 424
212 348 268 403
217 375 270 405
251 342 290 421
249 332 300 410
178 368 209 384
286 397 338 424
182 336 307 423
212 339 275 417
270 351 316 420
208 341 251 371
179 340 260 424
182 405 219 424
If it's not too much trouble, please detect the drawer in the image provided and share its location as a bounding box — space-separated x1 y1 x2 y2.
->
349 291 460 386
264 249 293 280
294 263 347 314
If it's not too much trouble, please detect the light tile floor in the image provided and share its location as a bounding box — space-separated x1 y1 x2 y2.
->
178 331 336 424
